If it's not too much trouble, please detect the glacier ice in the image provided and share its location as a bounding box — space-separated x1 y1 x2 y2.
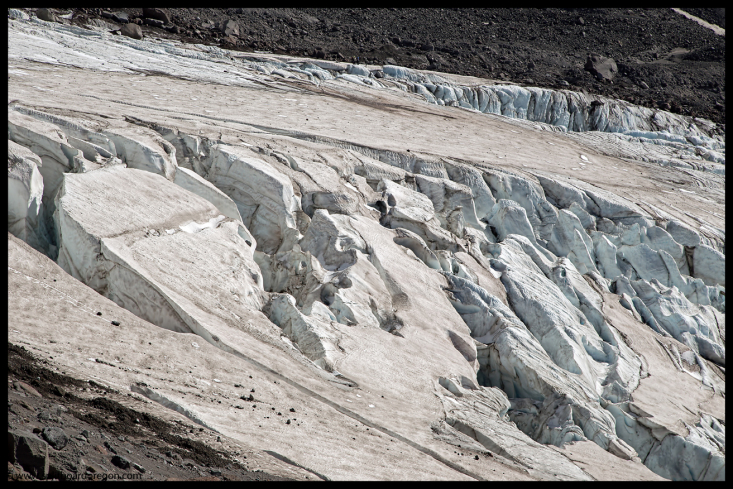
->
6 17 726 480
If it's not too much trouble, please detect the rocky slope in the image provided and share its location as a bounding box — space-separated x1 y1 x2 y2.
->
13 7 726 125
7 11 725 481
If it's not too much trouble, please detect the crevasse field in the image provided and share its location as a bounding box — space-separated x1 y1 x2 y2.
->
8 11 724 481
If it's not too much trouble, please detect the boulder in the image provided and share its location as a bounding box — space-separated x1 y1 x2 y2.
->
584 55 618 81
111 11 129 24
142 8 170 24
143 18 164 28
36 8 56 23
220 19 240 37
41 427 68 450
13 381 42 398
111 455 131 469
120 23 143 40
8 430 49 479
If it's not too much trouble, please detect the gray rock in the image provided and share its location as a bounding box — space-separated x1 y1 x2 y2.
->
111 455 131 469
41 427 69 450
142 8 170 24
120 23 143 40
111 11 129 24
8 430 50 479
221 19 239 37
37 410 52 421
36 8 56 23
143 18 164 28
585 55 618 81
13 380 42 398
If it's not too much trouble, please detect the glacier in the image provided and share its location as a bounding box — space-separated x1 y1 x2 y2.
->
7 13 724 481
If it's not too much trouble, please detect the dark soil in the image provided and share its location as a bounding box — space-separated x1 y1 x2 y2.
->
45 8 725 126
7 342 292 481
